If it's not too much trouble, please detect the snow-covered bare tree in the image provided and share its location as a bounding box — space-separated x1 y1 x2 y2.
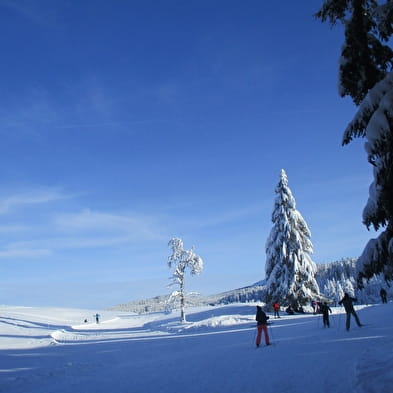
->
265 169 320 309
167 237 203 322
316 0 393 287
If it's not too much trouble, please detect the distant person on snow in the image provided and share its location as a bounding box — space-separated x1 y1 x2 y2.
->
95 313 100 324
255 305 270 347
380 288 387 304
320 302 332 327
338 293 362 331
312 300 319 314
273 302 280 318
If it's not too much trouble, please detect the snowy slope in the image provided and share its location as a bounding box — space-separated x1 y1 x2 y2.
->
0 303 392 393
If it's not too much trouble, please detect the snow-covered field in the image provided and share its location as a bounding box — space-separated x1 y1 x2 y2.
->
1 302 392 393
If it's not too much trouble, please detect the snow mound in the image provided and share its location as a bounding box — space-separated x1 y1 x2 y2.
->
181 314 253 330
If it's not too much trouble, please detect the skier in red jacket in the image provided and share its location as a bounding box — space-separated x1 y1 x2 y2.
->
273 302 280 318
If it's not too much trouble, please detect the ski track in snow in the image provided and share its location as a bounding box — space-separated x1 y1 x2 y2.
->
0 303 392 393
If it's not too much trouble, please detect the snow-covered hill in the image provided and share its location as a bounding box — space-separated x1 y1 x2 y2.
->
109 257 393 314
1 302 392 393
109 283 266 313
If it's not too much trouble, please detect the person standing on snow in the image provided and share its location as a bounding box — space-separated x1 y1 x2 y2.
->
273 302 280 318
255 305 270 347
380 288 387 304
320 302 332 327
338 293 362 331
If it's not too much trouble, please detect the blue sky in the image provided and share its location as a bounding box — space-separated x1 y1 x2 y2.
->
0 1 376 309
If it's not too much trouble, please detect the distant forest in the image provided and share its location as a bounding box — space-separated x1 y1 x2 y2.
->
111 258 391 313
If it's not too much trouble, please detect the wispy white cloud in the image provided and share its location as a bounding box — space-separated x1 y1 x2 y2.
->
54 209 166 241
166 202 267 231
0 246 52 258
3 236 136 252
195 205 265 228
0 78 159 137
0 224 29 233
0 188 70 214
0 204 168 259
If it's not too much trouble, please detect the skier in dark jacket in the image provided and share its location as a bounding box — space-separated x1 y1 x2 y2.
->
320 302 332 327
255 305 270 347
380 288 387 303
338 293 362 331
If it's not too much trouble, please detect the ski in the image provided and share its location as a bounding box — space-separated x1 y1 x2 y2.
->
255 343 276 348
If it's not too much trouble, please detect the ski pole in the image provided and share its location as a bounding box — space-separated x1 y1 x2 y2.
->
329 314 334 328
269 325 274 343
337 312 342 331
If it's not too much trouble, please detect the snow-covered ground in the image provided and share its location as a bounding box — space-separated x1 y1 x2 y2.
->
0 302 392 393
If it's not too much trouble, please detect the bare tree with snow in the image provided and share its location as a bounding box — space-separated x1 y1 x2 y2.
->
167 237 203 322
265 169 320 309
316 1 393 286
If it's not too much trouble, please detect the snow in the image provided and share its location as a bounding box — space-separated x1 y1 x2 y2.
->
1 303 393 393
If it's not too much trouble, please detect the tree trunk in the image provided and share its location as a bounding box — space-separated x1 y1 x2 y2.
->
180 280 186 323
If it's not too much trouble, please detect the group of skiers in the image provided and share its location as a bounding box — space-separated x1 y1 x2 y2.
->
271 301 303 318
311 294 363 330
255 290 389 347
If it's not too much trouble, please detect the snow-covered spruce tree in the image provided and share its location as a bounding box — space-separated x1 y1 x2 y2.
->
323 279 337 303
316 1 393 286
167 237 203 322
265 170 320 309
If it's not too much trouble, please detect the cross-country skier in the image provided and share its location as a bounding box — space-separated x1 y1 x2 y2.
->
338 293 362 331
380 288 387 304
255 305 270 347
320 302 332 327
